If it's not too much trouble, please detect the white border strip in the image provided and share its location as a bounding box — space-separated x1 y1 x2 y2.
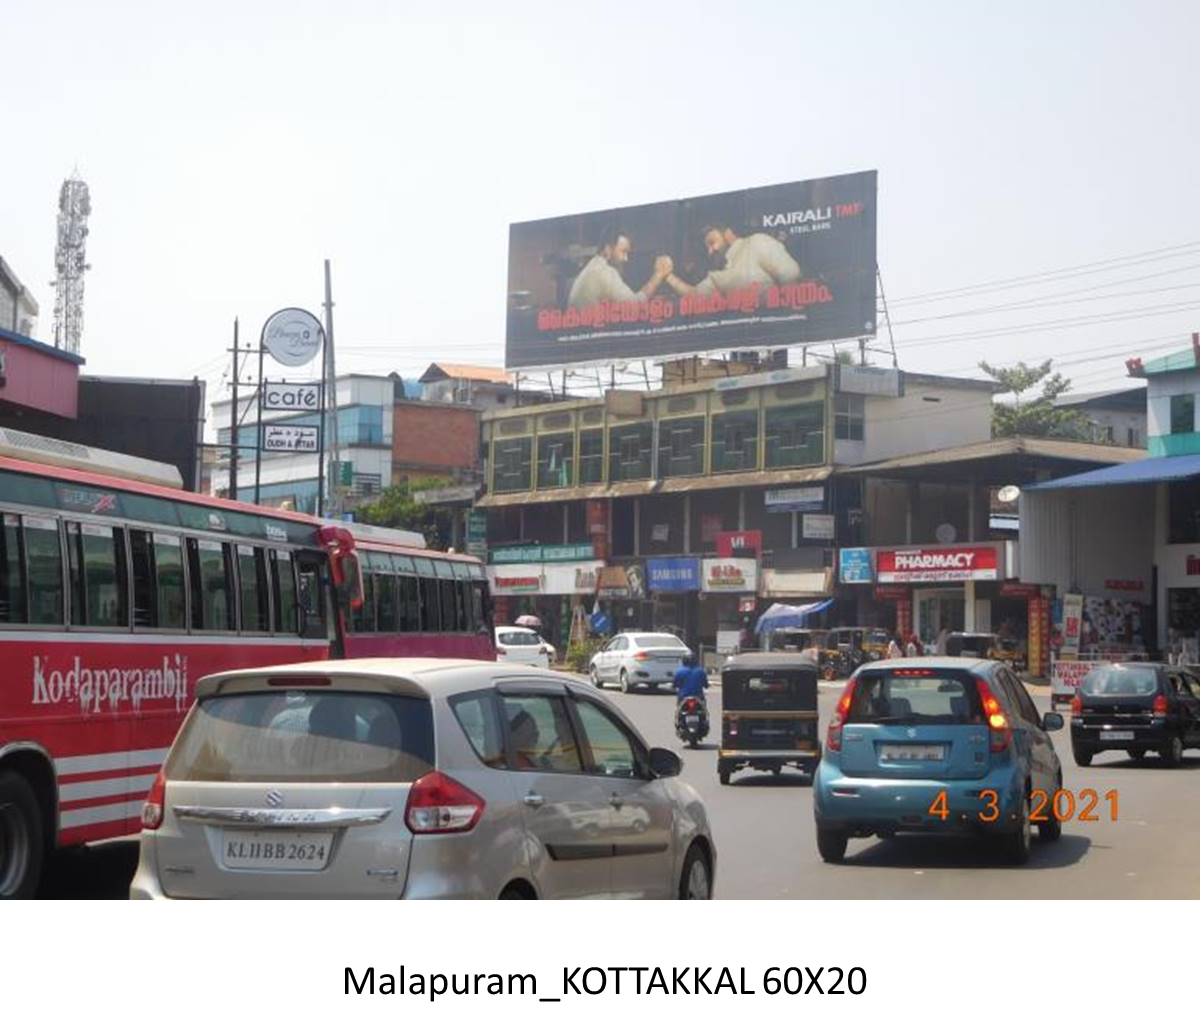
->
59 773 157 803
59 799 144 829
55 747 170 776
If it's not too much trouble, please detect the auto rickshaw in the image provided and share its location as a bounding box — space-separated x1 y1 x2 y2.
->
817 627 877 680
717 653 821 785
944 632 997 659
990 635 1027 671
767 627 828 661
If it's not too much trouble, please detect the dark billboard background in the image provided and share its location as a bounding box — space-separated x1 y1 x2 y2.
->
506 170 877 370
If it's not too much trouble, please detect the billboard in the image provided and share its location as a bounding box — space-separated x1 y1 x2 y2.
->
506 171 877 370
876 545 1000 584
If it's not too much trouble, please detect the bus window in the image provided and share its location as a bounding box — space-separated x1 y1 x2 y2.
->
237 545 270 634
271 550 299 634
375 572 399 632
66 522 126 628
434 560 458 633
420 577 441 631
295 555 326 639
130 529 156 628
188 538 234 632
154 533 187 629
1 514 26 623
24 516 64 625
399 575 421 631
470 579 490 633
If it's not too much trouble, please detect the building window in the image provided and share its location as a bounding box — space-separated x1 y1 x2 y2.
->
1127 426 1140 447
834 394 864 441
1170 394 1196 435
1168 477 1200 544
711 411 758 472
765 402 825 468
609 423 653 481
337 405 385 446
537 433 574 488
1101 425 1114 444
657 417 705 478
578 429 604 484
492 437 533 493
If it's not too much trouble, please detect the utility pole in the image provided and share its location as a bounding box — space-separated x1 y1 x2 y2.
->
322 259 340 518
229 317 240 498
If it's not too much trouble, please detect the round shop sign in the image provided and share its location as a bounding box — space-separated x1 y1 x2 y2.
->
261 308 323 367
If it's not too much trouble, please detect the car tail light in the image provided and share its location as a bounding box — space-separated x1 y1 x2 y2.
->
726 716 739 737
404 771 484 834
975 677 1012 753
1071 692 1082 716
826 678 858 751
1153 694 1168 715
496 645 507 657
141 768 166 830
632 651 649 660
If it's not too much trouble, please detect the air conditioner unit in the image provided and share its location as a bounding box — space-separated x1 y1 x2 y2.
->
0 427 184 488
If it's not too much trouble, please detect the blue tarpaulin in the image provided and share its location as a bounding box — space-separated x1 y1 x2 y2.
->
1024 452 1198 490
755 599 833 635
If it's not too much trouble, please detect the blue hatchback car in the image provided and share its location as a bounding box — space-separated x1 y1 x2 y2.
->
814 658 1064 865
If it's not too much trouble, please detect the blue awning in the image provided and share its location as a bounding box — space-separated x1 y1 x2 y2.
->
755 599 833 635
1025 452 1199 491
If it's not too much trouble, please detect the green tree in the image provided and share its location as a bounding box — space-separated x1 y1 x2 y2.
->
355 478 451 549
978 358 1092 440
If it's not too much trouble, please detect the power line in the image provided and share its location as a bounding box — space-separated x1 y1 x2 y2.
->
891 280 1198 327
890 241 1199 306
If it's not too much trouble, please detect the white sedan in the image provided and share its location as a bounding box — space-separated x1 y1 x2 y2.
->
494 626 550 667
589 632 691 692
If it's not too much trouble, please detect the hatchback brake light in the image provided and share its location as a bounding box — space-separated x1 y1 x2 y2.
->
975 677 1012 752
1153 694 1168 715
1071 692 1082 716
405 771 484 834
826 678 858 751
141 768 166 830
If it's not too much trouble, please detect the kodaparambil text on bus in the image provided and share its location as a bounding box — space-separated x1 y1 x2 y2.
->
0 430 493 897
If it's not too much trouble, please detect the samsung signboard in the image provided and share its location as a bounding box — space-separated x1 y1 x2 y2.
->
506 171 878 370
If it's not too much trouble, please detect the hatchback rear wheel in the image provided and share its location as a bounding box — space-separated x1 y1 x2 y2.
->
678 843 711 899
1001 793 1032 865
1161 735 1184 768
1126 748 1145 762
816 826 848 863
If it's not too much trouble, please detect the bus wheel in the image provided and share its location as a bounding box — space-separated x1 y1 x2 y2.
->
0 771 45 899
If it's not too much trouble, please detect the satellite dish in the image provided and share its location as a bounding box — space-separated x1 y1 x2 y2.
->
997 485 1021 503
935 522 957 544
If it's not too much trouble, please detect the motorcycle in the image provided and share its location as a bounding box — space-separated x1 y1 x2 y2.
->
675 695 710 748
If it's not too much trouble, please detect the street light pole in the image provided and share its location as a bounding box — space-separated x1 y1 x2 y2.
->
323 259 341 518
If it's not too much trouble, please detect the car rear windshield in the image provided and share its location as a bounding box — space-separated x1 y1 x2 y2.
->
633 634 685 649
849 670 983 725
724 669 816 709
498 630 540 646
165 691 434 783
1081 666 1159 696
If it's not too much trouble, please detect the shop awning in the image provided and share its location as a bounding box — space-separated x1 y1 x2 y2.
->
1024 452 1199 491
755 599 833 634
760 568 833 598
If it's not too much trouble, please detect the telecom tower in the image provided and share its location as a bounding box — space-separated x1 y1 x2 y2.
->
51 175 91 354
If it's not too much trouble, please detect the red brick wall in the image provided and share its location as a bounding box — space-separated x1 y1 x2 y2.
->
392 402 478 478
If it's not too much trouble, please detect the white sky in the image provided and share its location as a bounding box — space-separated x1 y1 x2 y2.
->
4 0 1199 417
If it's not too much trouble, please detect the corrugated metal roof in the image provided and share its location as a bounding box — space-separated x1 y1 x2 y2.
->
419 363 511 385
842 436 1146 474
1024 452 1199 490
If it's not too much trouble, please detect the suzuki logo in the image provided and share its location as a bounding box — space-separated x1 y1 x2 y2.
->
265 790 284 807
906 728 917 739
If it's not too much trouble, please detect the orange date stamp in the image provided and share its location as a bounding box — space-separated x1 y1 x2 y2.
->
927 788 1119 823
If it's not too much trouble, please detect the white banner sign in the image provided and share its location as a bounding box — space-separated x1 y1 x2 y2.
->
1060 593 1084 658
801 513 836 539
262 382 321 412
701 557 758 593
263 424 319 453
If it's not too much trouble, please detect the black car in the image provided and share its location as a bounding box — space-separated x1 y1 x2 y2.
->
1071 663 1200 767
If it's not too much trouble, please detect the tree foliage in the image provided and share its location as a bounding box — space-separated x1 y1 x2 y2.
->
978 358 1092 440
355 477 451 550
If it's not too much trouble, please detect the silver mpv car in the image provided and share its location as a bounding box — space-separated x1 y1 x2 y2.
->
131 658 715 899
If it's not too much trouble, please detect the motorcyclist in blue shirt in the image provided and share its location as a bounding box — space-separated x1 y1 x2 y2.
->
674 652 708 703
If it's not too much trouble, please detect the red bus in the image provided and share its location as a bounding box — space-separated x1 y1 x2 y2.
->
0 432 493 897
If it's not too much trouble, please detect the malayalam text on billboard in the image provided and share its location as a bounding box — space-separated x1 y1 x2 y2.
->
505 171 878 370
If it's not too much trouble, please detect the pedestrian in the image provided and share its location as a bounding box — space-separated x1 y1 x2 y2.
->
887 636 903 659
904 634 918 658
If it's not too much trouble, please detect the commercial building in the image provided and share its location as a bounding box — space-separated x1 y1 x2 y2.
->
1021 337 1200 667
1053 386 1147 448
0 256 39 337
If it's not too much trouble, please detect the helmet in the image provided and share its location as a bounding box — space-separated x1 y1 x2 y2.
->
681 651 697 666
